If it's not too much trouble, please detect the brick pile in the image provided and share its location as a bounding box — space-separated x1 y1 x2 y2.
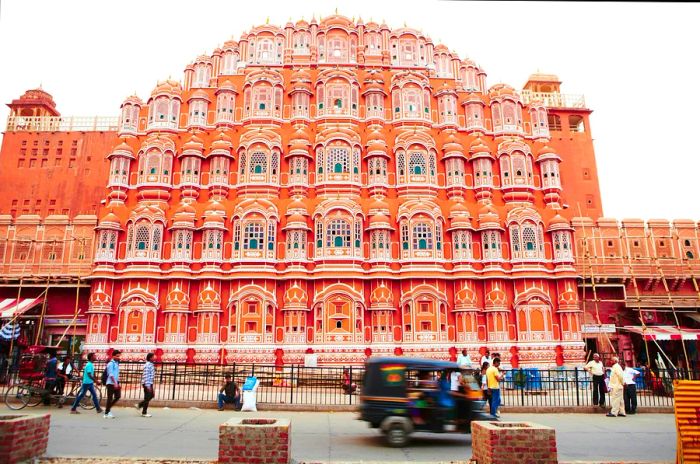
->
218 417 290 464
0 413 51 464
471 421 557 464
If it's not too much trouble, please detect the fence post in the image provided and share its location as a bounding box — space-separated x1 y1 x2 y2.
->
574 367 580 407
172 362 178 401
520 369 525 407
290 364 294 405
349 365 353 405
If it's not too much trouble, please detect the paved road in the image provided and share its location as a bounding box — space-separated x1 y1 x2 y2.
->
15 405 675 463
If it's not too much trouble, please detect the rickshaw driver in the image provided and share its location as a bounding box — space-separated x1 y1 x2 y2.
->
42 348 58 405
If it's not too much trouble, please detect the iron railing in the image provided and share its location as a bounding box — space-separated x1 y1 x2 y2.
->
0 361 692 408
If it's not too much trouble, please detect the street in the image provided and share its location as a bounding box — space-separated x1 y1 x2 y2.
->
20 405 676 463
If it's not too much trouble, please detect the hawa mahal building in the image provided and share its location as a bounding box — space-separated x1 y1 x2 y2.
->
1 14 698 367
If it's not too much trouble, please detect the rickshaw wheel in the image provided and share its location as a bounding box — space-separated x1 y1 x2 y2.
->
4 385 30 410
79 386 101 410
385 423 409 448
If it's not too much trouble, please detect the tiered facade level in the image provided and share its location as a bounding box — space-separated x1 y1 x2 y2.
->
84 15 602 365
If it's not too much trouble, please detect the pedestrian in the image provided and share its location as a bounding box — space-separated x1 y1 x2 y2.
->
43 348 58 405
56 355 75 396
449 368 462 392
606 356 626 417
104 349 121 419
486 357 504 418
70 352 102 414
480 349 492 367
585 353 606 408
217 374 241 411
457 349 473 369
136 352 155 417
621 360 639 415
479 361 491 408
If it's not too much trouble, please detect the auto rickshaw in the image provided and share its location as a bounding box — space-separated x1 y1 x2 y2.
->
359 357 492 447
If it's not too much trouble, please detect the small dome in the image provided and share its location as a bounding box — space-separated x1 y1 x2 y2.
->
369 197 389 212
370 283 393 309
111 140 134 155
210 131 233 153
287 197 308 213
488 83 518 98
369 213 392 227
469 137 490 154
121 95 143 107
166 286 190 311
290 68 312 83
151 79 182 98
547 214 572 232
442 132 464 154
189 89 210 102
176 202 197 215
182 134 205 153
284 283 308 308
485 287 507 309
286 213 307 224
197 285 221 309
89 285 112 311
559 287 578 310
100 211 120 223
217 80 237 93
455 285 477 309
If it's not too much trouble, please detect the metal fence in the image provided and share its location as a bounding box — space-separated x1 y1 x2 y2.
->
1 361 694 409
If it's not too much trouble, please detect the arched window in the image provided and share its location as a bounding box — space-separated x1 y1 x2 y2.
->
553 231 573 262
327 36 348 63
215 93 235 123
409 152 426 175
96 230 117 260
293 31 310 53
366 33 382 55
202 229 223 260
368 158 388 185
193 64 211 88
482 231 501 261
370 230 390 260
255 38 275 64
473 158 492 187
250 151 267 174
465 103 484 130
446 158 465 186
289 157 308 185
452 230 472 260
209 156 229 185
171 230 193 261
180 157 201 185
327 147 349 174
221 51 239 74
412 222 433 250
243 222 265 250
326 219 351 248
399 38 417 66
188 100 208 127
127 221 163 260
541 160 561 189
109 157 130 186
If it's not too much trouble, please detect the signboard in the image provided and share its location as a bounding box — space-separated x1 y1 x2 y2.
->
581 324 616 334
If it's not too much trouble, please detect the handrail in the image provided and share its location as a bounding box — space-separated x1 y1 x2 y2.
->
6 115 119 132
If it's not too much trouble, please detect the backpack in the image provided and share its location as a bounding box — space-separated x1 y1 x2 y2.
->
100 362 110 384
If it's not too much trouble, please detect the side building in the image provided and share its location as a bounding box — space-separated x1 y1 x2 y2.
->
0 89 116 354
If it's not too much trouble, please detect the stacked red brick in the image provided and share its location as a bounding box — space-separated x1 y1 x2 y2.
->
218 417 290 464
471 421 557 464
0 414 50 464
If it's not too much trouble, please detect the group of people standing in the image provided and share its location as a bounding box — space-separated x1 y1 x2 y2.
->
584 353 639 417
454 348 504 418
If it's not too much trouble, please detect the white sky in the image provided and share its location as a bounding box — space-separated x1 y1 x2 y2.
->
0 0 698 220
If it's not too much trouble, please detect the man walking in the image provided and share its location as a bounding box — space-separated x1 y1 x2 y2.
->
606 356 626 417
104 350 121 419
70 352 102 414
585 353 606 408
486 357 504 418
136 353 155 417
621 360 639 415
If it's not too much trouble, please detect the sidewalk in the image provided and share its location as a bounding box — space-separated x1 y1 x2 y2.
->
37 407 675 463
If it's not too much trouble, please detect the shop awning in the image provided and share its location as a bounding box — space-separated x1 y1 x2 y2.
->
622 325 700 341
0 297 44 319
0 322 21 340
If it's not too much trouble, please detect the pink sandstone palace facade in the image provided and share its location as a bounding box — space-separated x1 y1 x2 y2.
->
1 14 697 367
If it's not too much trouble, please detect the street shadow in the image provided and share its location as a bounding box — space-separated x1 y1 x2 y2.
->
337 431 471 449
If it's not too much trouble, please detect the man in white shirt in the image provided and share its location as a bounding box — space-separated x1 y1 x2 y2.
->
620 360 639 415
457 349 473 369
584 353 606 408
606 356 626 417
480 349 492 367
